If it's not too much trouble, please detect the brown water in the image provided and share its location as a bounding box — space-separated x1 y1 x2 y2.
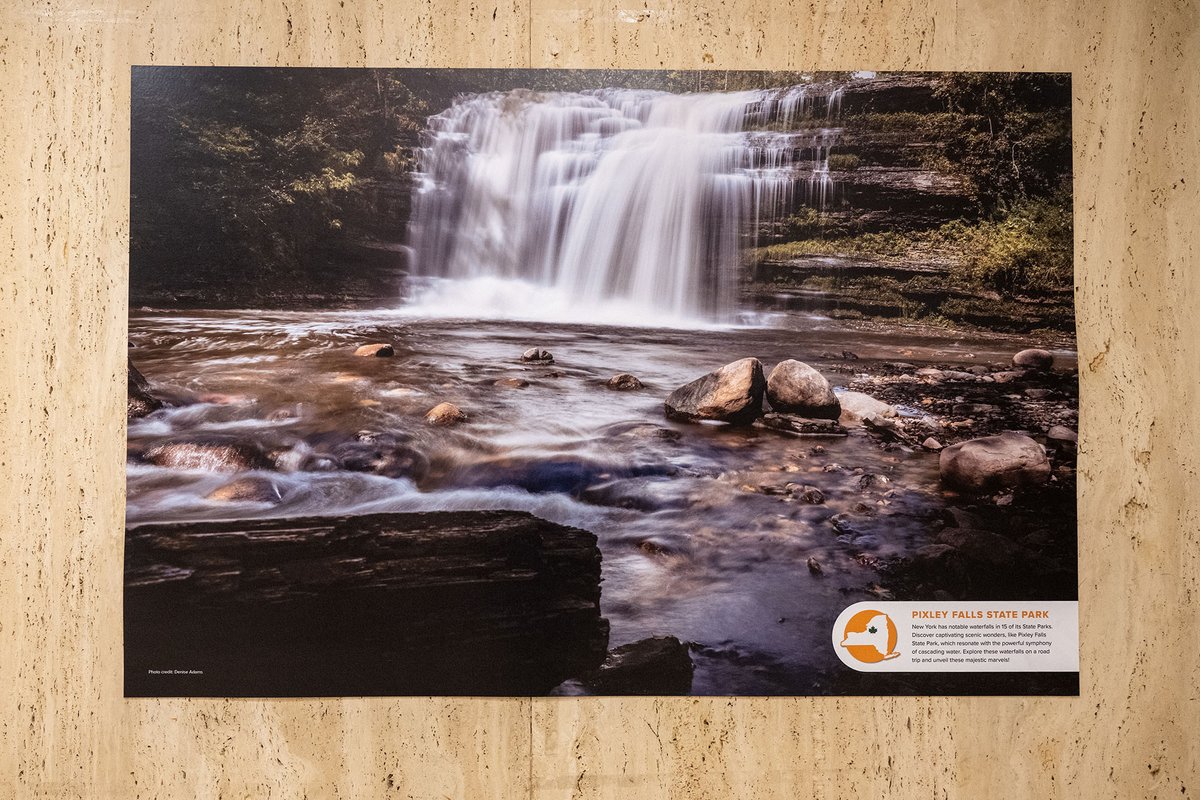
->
127 308 1076 694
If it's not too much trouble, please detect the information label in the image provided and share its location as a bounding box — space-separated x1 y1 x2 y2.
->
832 601 1079 672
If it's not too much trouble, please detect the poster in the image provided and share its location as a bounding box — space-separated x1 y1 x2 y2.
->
125 68 1078 696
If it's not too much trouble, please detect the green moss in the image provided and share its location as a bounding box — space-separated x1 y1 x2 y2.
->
827 153 861 171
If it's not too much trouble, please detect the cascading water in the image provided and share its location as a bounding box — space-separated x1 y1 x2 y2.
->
407 84 844 324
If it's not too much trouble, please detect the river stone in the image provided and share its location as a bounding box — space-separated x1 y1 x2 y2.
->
1012 348 1053 370
144 440 271 473
580 636 693 695
785 483 825 504
939 432 1051 492
425 402 467 426
757 414 847 436
494 377 530 389
766 360 840 419
1047 425 1078 444
354 343 394 357
606 373 645 391
521 347 554 363
128 357 163 419
664 358 765 425
206 476 281 503
836 391 896 426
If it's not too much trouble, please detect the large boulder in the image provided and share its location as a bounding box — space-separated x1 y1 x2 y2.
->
124 510 608 696
664 358 765 425
939 432 1051 492
837 391 896 426
128 358 163 419
1012 348 1053 370
766 360 840 419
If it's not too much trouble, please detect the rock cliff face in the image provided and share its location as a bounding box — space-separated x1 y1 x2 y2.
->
124 510 609 696
755 74 977 237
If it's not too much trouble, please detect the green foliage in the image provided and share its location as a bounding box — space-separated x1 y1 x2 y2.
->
132 68 432 294
940 195 1073 293
932 73 1072 213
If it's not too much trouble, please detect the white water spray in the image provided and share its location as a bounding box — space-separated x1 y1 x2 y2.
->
407 85 843 324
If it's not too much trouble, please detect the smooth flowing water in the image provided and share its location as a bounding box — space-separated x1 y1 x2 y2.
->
127 308 1073 694
408 86 843 323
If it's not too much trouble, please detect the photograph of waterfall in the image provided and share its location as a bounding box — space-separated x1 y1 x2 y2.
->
125 68 1078 697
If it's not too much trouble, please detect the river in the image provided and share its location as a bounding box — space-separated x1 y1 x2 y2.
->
127 303 1075 694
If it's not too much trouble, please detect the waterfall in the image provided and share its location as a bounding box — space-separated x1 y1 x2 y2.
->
407 85 843 324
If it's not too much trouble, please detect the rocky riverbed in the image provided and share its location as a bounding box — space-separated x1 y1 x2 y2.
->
127 307 1078 695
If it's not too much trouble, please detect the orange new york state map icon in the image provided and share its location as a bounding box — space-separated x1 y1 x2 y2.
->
839 609 901 663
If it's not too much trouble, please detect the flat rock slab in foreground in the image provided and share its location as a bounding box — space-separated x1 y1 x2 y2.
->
125 510 608 696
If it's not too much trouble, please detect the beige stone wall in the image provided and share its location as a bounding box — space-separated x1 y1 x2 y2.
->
0 0 1195 796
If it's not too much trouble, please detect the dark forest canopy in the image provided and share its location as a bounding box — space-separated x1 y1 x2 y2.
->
130 68 1071 313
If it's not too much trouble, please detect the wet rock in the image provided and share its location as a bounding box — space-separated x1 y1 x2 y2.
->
966 365 990 376
494 377 530 389
602 421 683 443
425 402 466 426
128 358 163 419
990 370 1024 384
144 440 271 473
766 360 840 419
922 437 943 451
636 539 673 556
1013 348 1053 370
757 414 847 436
125 510 608 696
939 432 1051 492
579 636 693 695
354 343 394 357
206 476 281 503
856 473 891 491
837 391 896 426
915 367 944 380
664 357 765 425
521 347 554 364
785 483 825 504
332 438 430 482
606 373 645 391
1024 388 1051 400
807 556 823 575
581 477 689 511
